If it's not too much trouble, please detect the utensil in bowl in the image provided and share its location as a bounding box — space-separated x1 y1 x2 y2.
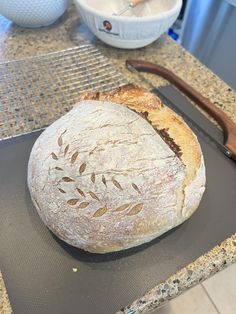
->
114 0 147 16
74 0 182 49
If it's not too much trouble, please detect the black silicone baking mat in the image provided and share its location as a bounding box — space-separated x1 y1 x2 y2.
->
0 86 236 314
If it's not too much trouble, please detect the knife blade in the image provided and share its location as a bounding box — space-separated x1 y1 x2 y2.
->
126 63 232 159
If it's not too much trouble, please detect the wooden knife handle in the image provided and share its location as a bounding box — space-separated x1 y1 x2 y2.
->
130 0 146 7
126 59 236 161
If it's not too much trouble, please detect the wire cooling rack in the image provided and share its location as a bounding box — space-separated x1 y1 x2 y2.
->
0 45 127 139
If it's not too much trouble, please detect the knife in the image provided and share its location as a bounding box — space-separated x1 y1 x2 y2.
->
126 59 236 162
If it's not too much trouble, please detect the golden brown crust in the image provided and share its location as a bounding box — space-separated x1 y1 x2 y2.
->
79 84 202 185
28 85 205 254
79 84 163 110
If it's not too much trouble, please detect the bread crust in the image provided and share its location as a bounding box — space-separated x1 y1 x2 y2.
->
28 85 206 253
79 85 206 218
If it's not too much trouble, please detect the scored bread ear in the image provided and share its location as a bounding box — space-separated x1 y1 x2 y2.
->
79 84 206 220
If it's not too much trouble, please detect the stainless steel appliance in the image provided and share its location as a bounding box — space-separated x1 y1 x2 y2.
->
181 0 236 90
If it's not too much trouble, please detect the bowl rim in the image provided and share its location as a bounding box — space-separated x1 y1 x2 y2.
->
75 0 182 22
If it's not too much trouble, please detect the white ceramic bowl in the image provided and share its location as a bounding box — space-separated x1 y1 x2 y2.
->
74 0 182 49
0 0 69 28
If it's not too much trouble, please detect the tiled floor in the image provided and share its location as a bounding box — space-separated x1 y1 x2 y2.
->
154 263 236 314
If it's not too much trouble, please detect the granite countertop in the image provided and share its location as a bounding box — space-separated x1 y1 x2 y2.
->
0 3 236 314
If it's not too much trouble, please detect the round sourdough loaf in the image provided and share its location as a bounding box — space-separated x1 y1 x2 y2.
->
28 85 205 253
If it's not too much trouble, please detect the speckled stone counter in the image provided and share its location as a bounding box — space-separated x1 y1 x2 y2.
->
0 274 11 314
0 3 236 314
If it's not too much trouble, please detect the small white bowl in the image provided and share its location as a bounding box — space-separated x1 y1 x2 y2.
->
0 0 69 28
74 0 182 49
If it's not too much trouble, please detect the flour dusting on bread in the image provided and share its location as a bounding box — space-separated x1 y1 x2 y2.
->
28 85 205 253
